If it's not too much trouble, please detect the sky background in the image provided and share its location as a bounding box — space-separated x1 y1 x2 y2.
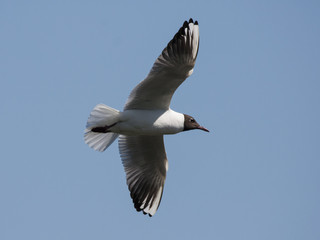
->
1 1 320 239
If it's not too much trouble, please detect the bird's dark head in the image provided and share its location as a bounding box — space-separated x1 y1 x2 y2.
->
183 114 209 132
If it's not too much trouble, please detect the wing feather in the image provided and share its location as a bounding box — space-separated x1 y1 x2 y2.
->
118 135 168 216
124 19 200 110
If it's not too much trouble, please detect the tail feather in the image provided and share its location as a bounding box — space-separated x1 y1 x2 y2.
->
84 129 118 152
84 104 120 152
86 104 120 128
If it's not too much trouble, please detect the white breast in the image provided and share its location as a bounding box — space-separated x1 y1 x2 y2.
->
111 109 184 135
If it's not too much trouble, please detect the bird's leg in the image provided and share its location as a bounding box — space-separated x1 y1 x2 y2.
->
91 122 117 133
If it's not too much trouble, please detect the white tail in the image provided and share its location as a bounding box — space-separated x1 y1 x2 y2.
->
84 104 120 152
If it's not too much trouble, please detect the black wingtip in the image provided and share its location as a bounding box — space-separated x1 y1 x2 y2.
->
142 210 153 217
186 18 198 25
183 20 188 28
179 26 184 35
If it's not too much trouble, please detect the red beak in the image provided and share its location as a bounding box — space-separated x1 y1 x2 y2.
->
198 126 209 132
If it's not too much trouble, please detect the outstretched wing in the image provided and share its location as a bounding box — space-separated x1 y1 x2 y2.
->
118 135 168 216
124 18 200 110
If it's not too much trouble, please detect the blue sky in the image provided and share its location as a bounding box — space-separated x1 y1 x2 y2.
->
1 1 320 239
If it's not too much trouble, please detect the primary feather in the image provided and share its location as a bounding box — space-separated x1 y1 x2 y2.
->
124 19 199 110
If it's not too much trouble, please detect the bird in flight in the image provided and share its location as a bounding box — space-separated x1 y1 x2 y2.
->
84 18 209 217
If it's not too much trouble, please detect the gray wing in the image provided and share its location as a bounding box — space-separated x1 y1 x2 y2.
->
118 135 168 216
124 18 200 110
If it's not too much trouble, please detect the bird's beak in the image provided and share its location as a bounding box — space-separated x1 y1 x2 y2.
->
198 126 209 132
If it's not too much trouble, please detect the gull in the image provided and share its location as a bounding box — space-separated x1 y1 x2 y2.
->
84 18 209 217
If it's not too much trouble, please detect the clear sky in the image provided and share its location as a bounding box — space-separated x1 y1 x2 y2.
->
1 1 320 239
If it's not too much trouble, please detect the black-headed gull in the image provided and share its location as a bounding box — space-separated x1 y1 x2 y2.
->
84 18 209 217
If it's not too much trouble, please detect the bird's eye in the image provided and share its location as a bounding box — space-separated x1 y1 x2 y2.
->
190 118 195 123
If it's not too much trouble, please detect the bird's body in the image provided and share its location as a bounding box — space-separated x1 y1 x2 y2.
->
84 18 208 216
111 109 184 135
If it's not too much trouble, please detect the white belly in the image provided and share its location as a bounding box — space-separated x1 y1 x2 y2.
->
110 109 184 135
